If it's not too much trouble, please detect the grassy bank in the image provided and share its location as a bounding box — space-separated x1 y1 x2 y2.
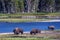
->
0 13 60 18
0 19 51 22
0 12 60 16
0 13 60 22
0 38 50 40
0 30 60 40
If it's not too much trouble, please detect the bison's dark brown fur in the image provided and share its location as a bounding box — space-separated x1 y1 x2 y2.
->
30 28 41 35
48 25 55 30
13 27 23 35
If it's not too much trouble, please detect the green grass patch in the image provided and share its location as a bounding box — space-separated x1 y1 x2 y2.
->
0 38 50 40
46 12 60 16
0 13 60 19
0 12 59 22
0 19 50 22
0 12 47 16
0 12 60 16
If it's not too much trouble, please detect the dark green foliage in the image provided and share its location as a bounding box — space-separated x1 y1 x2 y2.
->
0 0 60 13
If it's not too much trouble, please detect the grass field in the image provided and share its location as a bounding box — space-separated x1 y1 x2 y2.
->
0 30 60 40
0 38 50 40
0 19 51 22
0 12 60 16
0 13 60 22
0 13 59 16
0 13 60 40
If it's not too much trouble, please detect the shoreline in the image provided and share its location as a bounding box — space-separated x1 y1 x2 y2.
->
0 31 59 35
40 20 60 22
0 31 46 35
0 31 60 38
0 19 60 22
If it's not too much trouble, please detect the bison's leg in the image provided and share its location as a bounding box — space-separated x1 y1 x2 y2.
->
30 31 36 35
51 28 54 30
30 32 32 35
13 31 19 35
15 32 19 35
21 31 23 34
34 32 36 35
13 29 19 35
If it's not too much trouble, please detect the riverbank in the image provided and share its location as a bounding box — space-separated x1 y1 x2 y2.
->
0 19 60 22
0 13 60 22
0 31 60 36
0 31 60 40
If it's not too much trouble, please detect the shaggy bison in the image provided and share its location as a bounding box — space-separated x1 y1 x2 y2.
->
13 27 23 35
30 28 41 35
48 25 55 30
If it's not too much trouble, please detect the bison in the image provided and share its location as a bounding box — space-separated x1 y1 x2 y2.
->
13 27 23 35
48 25 55 30
30 28 41 35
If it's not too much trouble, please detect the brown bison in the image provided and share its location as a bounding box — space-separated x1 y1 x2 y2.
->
48 25 55 30
13 27 23 35
30 28 41 35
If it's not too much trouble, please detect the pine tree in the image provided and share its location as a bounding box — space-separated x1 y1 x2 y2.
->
46 0 55 12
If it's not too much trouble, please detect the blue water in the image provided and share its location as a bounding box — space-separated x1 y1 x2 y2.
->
0 22 60 33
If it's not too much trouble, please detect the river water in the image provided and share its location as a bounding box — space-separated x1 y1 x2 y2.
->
0 22 60 33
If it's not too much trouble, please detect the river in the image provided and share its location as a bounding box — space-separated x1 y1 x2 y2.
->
0 22 60 33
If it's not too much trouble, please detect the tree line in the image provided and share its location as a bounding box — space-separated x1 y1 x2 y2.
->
0 0 60 13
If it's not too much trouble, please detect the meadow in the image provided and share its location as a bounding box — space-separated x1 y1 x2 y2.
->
0 38 50 40
0 12 60 22
0 13 60 40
